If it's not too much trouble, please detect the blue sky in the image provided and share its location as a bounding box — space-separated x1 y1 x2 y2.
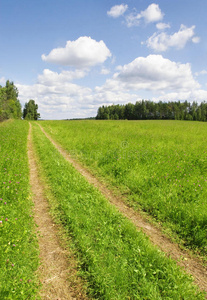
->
0 0 207 119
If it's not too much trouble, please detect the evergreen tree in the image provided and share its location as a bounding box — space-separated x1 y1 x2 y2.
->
96 100 207 122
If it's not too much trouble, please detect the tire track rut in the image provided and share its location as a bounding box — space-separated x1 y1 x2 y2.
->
37 123 207 294
28 123 86 300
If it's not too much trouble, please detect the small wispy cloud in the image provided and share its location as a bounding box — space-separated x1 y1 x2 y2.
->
107 4 128 18
101 68 110 75
195 70 207 76
156 22 171 30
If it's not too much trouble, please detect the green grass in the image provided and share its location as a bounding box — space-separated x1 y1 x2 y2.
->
0 120 39 299
32 122 205 299
40 120 207 255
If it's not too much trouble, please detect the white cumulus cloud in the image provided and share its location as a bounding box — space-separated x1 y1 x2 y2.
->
146 24 199 51
17 80 93 120
42 36 111 68
38 69 87 86
104 55 200 92
126 3 164 27
107 4 128 18
152 89 207 103
16 55 203 120
139 3 164 23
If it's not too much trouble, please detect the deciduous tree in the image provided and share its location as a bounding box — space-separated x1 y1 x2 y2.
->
23 99 40 120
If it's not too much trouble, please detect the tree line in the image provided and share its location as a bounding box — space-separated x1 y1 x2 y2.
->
96 100 207 121
0 80 40 121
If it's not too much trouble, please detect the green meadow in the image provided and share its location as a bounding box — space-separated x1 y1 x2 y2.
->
1 119 206 299
40 120 207 255
31 122 205 299
0 120 39 299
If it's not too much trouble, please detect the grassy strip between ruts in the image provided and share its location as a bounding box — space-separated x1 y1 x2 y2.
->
32 122 205 299
0 120 39 299
39 120 207 255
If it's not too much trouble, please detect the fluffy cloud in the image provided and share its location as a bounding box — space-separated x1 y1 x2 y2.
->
17 68 94 119
107 4 128 18
126 3 163 27
146 25 199 51
152 89 207 103
42 36 111 68
37 69 87 86
104 55 200 92
139 3 164 23
16 55 203 120
94 87 141 106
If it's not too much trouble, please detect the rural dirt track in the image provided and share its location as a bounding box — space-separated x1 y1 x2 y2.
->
37 123 207 295
28 123 87 300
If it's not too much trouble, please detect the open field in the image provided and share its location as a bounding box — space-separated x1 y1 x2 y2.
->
31 122 205 299
1 119 206 299
40 120 207 256
0 120 39 299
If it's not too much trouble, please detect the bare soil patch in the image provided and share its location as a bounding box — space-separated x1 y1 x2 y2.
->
38 123 207 294
28 123 87 300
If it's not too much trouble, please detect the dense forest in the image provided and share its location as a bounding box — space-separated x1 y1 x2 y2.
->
96 100 207 121
0 80 40 121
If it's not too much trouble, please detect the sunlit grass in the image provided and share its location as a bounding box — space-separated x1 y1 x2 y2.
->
32 122 205 299
40 120 207 255
0 120 39 299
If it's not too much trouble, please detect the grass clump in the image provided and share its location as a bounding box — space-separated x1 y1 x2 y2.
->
0 120 39 299
32 123 205 299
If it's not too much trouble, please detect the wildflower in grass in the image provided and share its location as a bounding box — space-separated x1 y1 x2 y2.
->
0 221 2 224
13 244 16 247
5 218 8 221
4 202 6 205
